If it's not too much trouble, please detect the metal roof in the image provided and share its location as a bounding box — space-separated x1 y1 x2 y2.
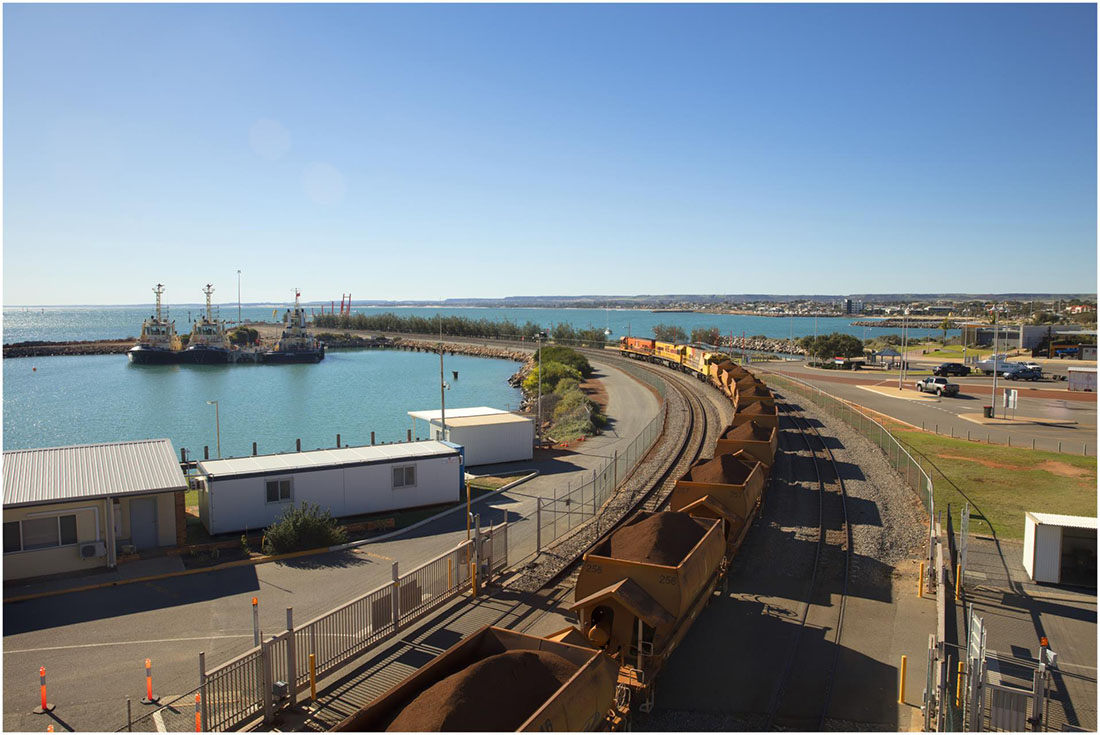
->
3 439 187 508
1027 512 1098 530
196 440 459 479
408 407 507 421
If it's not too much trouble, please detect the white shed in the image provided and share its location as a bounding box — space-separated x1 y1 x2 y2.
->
1022 512 1097 587
1067 367 1097 392
195 441 464 535
409 407 534 467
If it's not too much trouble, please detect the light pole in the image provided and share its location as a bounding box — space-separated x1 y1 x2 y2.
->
237 270 242 326
206 400 221 458
535 331 543 447
899 309 910 390
990 309 999 419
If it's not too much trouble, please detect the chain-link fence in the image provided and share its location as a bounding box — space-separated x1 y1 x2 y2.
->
535 404 667 552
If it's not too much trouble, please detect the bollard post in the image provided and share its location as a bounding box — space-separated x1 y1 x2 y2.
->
252 441 257 456
898 655 908 704
204 445 209 460
127 697 132 731
956 661 965 708
309 653 317 705
1032 438 1035 450
47 727 54 733
918 562 925 598
296 438 301 452
34 666 54 714
956 563 962 600
252 597 260 647
198 652 208 733
391 561 400 632
141 658 159 704
336 433 341 448
1058 440 1062 453
371 431 375 446
195 694 202 732
407 429 412 442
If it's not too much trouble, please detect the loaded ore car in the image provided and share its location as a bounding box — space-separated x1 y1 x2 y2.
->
714 421 778 470
669 452 766 551
729 399 779 428
331 626 621 732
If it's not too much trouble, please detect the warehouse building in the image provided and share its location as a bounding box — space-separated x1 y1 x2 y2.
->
3 439 187 581
195 440 465 535
408 407 534 466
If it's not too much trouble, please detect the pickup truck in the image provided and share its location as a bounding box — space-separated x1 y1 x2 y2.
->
915 377 960 396
933 362 970 377
1004 367 1042 381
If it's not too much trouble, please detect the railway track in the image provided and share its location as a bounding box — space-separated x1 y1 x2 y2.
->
765 393 853 730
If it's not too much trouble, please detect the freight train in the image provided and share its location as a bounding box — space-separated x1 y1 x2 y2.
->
333 341 777 732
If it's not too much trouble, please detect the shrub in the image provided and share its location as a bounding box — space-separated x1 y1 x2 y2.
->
230 326 260 345
262 502 347 555
535 346 593 378
522 361 582 394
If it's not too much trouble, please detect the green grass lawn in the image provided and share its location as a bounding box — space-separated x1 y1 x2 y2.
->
915 344 999 360
893 429 1096 540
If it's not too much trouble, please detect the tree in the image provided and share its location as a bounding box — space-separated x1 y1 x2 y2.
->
939 318 951 345
653 323 688 343
690 326 723 345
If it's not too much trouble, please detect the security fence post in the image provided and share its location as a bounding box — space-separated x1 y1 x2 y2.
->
261 637 274 725
536 498 542 552
391 561 400 632
198 652 208 732
286 608 297 707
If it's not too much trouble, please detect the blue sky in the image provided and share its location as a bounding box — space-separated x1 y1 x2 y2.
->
3 3 1096 305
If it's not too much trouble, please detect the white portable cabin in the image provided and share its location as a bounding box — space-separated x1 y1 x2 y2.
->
409 407 534 467
1067 367 1097 392
1022 513 1097 587
195 441 464 535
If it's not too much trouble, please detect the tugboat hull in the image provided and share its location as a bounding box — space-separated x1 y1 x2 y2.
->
128 346 180 365
263 348 325 364
181 346 230 365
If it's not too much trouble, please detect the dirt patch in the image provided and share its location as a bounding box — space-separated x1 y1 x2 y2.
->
937 453 1093 479
610 512 708 566
1036 461 1094 479
579 375 609 412
386 650 577 731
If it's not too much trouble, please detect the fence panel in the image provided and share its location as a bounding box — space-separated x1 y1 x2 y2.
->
397 539 474 626
202 649 265 732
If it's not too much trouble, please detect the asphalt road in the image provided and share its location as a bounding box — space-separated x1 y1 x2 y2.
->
760 363 1097 455
2 357 660 733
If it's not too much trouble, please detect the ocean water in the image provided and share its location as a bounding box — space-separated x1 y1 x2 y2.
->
3 349 522 456
1 305 953 344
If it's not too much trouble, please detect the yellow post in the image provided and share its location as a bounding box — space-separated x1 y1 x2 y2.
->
466 481 471 541
955 660 964 708
955 563 962 600
447 557 453 589
470 558 477 598
898 655 908 704
309 653 316 703
918 562 925 598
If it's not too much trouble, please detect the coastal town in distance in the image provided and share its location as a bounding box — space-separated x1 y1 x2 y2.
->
3 2 1096 734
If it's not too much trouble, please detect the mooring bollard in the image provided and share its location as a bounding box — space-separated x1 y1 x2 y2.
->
252 441 257 456
33 666 54 714
141 658 159 704
336 433 341 448
371 431 376 445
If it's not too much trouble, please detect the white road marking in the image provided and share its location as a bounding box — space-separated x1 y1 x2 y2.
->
4 634 253 654
153 708 167 732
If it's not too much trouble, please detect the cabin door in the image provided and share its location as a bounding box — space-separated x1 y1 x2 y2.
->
130 498 159 550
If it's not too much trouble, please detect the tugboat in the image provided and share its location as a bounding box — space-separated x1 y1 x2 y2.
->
182 284 231 364
263 289 325 364
127 284 182 364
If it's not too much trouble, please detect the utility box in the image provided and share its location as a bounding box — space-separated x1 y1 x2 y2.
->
1022 513 1097 587
1067 367 1097 392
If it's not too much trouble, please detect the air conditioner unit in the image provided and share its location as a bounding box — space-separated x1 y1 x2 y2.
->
80 541 107 559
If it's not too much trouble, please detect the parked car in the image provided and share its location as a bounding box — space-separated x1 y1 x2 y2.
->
933 363 971 377
915 377 960 396
1004 367 1042 381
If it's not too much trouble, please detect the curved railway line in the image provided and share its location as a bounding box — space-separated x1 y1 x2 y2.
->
765 393 853 730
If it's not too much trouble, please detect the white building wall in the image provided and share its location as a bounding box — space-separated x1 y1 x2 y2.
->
1033 524 1064 584
437 421 534 466
1023 515 1037 579
205 456 461 535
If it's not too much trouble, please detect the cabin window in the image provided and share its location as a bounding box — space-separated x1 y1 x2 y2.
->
392 465 416 489
266 479 292 503
4 514 78 553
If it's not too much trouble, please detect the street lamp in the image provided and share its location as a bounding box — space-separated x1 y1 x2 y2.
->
899 309 910 390
237 270 242 326
206 400 221 458
535 331 544 447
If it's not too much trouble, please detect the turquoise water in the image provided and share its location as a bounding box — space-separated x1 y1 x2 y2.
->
2 305 952 344
3 350 522 456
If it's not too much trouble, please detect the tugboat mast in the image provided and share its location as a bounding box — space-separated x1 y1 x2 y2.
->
203 284 215 322
153 283 165 323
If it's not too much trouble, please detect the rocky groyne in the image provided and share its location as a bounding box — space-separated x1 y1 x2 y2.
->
3 339 135 358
